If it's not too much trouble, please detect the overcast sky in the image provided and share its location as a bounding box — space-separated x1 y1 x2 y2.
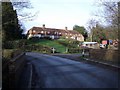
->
18 0 100 33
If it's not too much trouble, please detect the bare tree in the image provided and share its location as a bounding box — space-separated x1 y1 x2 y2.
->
86 19 99 42
10 0 39 34
95 0 119 27
11 0 38 21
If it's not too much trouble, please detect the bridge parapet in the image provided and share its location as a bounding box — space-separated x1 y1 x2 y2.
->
3 51 26 89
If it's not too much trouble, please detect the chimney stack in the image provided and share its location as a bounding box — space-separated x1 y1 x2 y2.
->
65 27 67 30
43 24 45 29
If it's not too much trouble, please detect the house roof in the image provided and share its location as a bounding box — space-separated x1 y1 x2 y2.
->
28 26 82 35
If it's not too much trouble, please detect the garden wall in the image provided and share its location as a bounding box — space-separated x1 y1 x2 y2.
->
89 49 119 64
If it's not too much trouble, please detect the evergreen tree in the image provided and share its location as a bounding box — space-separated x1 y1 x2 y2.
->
2 2 23 41
73 25 86 35
73 25 88 41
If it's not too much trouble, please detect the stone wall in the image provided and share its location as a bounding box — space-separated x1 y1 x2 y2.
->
89 49 119 63
3 51 26 88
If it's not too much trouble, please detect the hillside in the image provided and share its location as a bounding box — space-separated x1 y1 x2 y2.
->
28 39 67 53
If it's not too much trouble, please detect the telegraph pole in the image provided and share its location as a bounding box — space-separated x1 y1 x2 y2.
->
118 2 120 69
118 2 120 50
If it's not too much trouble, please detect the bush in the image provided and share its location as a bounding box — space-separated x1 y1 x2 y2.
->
2 49 23 69
3 39 30 49
21 44 52 53
57 39 81 48
2 49 15 59
68 48 82 53
3 41 14 49
57 39 69 46
2 49 23 60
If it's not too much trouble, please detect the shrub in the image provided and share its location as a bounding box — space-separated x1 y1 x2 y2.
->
2 39 30 49
3 41 14 49
2 49 15 59
68 48 82 53
21 44 52 53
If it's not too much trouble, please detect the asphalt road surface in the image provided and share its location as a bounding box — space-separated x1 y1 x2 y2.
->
18 52 120 89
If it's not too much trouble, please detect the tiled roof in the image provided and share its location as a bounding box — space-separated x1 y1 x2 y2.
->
28 26 80 35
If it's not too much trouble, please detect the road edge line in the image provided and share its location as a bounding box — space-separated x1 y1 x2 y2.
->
84 58 120 69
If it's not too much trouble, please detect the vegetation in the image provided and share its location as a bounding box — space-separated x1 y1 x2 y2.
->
3 38 82 54
73 25 86 35
73 25 88 41
2 49 15 61
34 39 66 53
2 0 34 47
24 39 82 53
92 23 107 43
2 1 34 60
97 0 118 28
87 0 119 42
2 2 23 41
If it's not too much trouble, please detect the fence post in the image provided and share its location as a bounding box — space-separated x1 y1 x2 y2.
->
82 49 85 57
52 48 55 53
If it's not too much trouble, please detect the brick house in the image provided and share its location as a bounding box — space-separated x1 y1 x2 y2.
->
27 24 84 41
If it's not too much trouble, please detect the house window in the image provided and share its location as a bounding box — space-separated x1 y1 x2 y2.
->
41 31 44 33
54 32 57 34
47 31 50 34
29 30 32 34
33 30 36 33
58 33 60 34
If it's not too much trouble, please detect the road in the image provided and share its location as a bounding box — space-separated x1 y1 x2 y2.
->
18 52 120 89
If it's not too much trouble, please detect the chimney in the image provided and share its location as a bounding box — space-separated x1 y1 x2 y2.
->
65 27 67 30
43 24 45 29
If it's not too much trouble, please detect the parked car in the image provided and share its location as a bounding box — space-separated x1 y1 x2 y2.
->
99 44 106 49
81 42 98 49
